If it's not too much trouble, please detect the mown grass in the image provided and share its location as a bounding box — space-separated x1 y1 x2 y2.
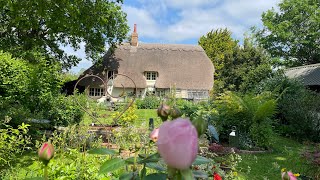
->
80 104 160 127
237 135 316 179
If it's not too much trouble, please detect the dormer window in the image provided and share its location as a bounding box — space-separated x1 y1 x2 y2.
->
145 71 158 80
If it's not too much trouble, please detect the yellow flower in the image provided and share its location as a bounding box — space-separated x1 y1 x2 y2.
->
294 173 300 177
281 168 286 172
233 172 238 176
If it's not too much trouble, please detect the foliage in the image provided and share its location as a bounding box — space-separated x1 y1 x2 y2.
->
175 99 199 118
301 143 320 178
198 28 237 78
0 0 129 68
199 29 273 93
0 51 30 102
135 96 161 109
215 91 277 148
111 125 148 151
44 94 86 126
111 101 138 126
198 28 237 93
0 116 32 169
256 73 320 142
0 51 85 127
255 0 320 66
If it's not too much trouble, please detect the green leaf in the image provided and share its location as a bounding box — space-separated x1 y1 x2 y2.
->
99 158 125 174
180 169 193 180
253 99 276 123
119 172 135 180
87 148 116 155
193 170 208 179
140 166 146 179
143 173 167 180
24 177 45 180
192 156 211 165
138 153 161 164
145 162 166 172
125 157 142 164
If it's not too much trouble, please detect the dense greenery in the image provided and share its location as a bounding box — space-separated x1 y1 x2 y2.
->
135 95 161 109
214 92 277 149
255 73 320 142
199 30 273 93
0 51 85 126
0 0 129 68
255 0 320 66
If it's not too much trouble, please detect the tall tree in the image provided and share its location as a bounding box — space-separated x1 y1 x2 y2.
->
255 0 320 66
198 28 238 78
0 0 129 68
199 29 273 93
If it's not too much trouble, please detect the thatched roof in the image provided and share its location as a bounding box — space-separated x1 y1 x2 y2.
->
285 63 320 85
80 43 214 90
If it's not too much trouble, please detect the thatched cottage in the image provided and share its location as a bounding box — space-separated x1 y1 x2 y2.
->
78 25 214 101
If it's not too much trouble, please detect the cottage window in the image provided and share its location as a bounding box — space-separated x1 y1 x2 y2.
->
89 88 104 97
145 72 157 80
108 71 115 79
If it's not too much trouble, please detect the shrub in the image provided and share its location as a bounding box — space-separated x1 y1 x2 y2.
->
256 73 320 142
112 100 138 126
215 92 277 148
43 94 86 126
175 99 199 118
135 95 160 109
0 116 32 169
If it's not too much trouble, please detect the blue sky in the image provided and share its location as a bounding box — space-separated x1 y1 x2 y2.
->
69 0 280 73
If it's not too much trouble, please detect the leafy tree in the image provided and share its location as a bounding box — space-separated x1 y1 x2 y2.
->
228 38 273 92
198 28 238 78
255 0 320 66
0 0 129 68
199 29 273 93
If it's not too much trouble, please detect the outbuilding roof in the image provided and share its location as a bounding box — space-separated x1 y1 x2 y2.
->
285 63 320 85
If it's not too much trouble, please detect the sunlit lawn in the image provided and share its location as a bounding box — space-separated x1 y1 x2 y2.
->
238 136 315 179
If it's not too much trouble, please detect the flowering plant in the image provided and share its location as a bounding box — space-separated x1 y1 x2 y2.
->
88 103 214 179
281 168 300 180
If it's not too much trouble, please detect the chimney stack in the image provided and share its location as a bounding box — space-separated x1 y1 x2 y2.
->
131 24 138 46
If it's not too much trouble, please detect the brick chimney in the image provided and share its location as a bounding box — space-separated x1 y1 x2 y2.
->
131 24 138 46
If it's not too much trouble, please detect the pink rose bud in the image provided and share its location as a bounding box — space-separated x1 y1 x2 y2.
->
150 128 159 142
157 118 198 170
38 142 54 164
170 107 182 119
157 104 171 121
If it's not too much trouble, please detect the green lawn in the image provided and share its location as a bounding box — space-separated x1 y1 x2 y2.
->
80 106 161 127
237 136 315 179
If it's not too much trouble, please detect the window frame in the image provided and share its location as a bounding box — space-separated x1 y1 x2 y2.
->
145 71 158 80
89 87 104 97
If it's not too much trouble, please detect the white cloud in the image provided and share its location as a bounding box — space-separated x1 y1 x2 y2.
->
124 0 281 43
123 5 160 38
67 0 281 73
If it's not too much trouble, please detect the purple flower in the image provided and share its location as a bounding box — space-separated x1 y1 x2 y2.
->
157 118 198 170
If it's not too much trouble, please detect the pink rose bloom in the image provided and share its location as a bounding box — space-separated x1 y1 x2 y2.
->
150 128 159 142
157 118 198 170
